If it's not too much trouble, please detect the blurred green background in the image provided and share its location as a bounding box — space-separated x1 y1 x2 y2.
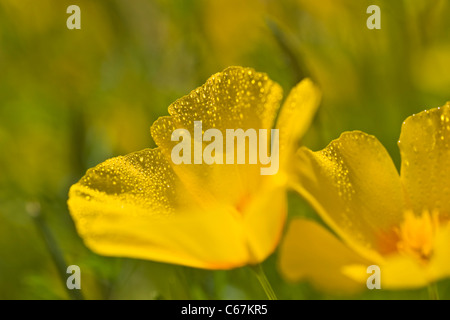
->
1 0 450 299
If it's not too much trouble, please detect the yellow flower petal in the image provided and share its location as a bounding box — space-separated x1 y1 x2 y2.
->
371 257 427 289
68 148 250 269
344 222 450 289
68 67 311 269
243 176 287 263
150 66 283 205
291 131 405 262
68 151 287 268
276 78 321 163
399 103 450 219
428 223 450 282
279 219 369 293
342 257 428 290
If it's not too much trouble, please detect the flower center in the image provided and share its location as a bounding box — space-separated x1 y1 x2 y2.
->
395 210 440 262
235 192 252 214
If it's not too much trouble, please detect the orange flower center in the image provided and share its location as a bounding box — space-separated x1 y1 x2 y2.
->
395 210 440 262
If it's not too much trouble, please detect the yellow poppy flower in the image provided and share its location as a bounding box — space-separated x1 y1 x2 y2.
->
279 104 450 292
68 66 320 270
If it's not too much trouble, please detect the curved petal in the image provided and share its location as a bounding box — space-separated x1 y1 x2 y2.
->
278 219 369 293
276 78 321 164
68 148 250 269
243 176 287 263
342 257 428 290
428 223 450 283
150 67 284 205
155 66 283 138
291 131 405 262
399 104 450 218
345 223 450 289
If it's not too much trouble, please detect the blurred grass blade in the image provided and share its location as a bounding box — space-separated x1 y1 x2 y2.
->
26 202 84 300
250 264 277 300
266 18 308 83
428 283 440 300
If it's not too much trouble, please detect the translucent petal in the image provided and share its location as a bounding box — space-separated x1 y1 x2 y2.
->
276 78 321 164
68 67 294 269
150 67 283 205
428 223 450 282
291 131 405 261
279 219 369 293
243 176 287 263
345 224 450 289
68 148 250 269
399 104 450 218
342 257 428 290
69 148 182 215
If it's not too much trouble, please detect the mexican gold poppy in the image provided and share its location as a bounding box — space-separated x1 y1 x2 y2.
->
279 104 450 291
68 66 320 270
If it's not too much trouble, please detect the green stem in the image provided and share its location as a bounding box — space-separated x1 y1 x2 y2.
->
427 283 439 300
249 264 277 300
27 202 84 300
